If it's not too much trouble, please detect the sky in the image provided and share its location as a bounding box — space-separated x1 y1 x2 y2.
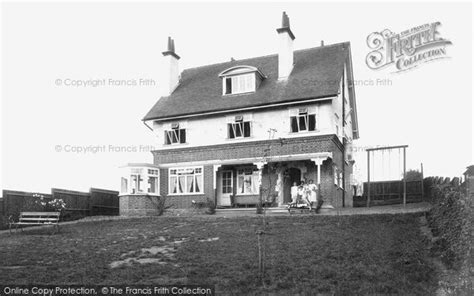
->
1 1 473 193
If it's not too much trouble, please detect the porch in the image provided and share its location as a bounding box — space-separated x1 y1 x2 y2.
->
213 152 334 208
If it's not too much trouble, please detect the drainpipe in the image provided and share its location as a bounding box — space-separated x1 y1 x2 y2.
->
341 75 346 207
143 121 153 131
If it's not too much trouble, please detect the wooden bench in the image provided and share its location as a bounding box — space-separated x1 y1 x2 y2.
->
9 212 60 234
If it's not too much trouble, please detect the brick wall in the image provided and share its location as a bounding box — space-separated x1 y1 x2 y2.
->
153 135 342 164
151 134 355 209
162 165 213 209
119 195 161 216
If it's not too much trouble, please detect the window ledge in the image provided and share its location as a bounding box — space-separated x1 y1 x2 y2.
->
288 129 320 135
226 136 254 141
168 193 205 196
119 193 161 197
163 142 189 147
222 91 256 97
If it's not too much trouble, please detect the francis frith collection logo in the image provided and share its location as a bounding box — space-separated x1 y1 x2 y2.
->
366 22 452 73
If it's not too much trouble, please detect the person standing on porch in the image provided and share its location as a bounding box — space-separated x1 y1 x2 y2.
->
297 181 305 203
299 181 310 207
290 182 298 204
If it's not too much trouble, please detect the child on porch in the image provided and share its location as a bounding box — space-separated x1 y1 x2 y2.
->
290 182 298 204
297 181 310 208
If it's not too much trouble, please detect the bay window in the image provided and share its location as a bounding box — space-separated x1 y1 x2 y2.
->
120 165 160 196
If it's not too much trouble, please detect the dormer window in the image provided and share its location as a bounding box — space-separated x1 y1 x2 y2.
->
219 66 265 96
224 74 255 95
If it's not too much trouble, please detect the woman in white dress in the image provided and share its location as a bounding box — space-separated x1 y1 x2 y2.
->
290 182 298 204
308 179 318 209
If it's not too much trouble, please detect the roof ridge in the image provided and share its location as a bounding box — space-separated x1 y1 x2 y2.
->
181 41 350 74
294 41 350 53
182 52 278 73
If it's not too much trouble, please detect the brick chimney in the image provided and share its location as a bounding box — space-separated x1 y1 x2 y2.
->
162 37 180 95
276 12 295 80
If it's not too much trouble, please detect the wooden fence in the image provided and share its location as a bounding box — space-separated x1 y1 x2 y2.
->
354 179 424 207
2 187 119 226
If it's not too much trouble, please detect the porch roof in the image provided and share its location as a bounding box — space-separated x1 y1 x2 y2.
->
155 152 333 168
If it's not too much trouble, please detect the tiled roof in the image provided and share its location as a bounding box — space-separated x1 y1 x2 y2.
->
143 42 350 121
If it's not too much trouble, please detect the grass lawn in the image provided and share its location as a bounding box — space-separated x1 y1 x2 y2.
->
0 213 438 295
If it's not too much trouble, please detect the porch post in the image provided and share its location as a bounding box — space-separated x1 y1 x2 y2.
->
254 162 266 206
213 164 221 190
276 168 283 206
254 162 266 186
213 164 221 206
311 158 324 185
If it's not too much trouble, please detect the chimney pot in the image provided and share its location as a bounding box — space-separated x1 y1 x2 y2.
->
162 36 180 95
321 40 324 46
276 12 295 80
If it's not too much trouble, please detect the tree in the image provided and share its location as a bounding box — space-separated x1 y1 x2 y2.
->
403 170 422 181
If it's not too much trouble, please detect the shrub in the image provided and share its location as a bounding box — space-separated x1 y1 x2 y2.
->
205 198 216 215
33 194 66 212
146 195 167 216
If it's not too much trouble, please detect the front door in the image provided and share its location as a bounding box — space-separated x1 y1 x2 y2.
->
217 170 233 206
283 168 301 203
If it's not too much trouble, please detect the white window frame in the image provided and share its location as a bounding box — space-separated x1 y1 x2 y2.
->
120 166 160 196
290 109 317 133
228 120 251 139
164 128 186 145
130 168 145 194
147 169 159 194
168 166 204 195
222 73 256 95
221 170 233 194
236 167 260 195
333 166 343 188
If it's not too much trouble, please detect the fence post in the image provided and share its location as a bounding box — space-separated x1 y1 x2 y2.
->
421 163 424 201
403 147 406 206
367 150 371 208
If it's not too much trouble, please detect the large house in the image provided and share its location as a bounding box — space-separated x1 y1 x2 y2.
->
119 12 359 215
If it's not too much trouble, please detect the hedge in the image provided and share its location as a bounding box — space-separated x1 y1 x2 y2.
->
426 182 473 293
